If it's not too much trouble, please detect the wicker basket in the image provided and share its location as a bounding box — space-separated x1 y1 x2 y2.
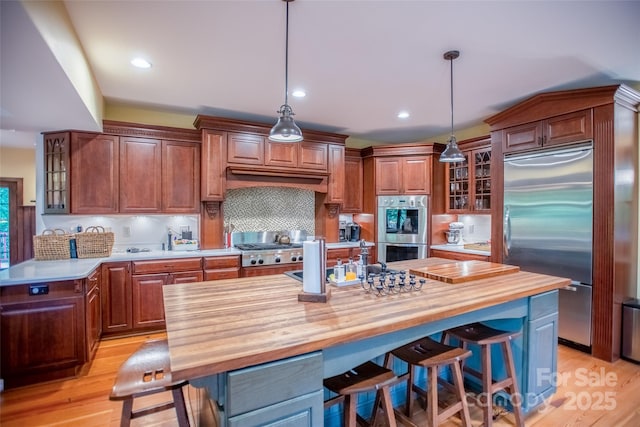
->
33 229 72 261
76 226 115 258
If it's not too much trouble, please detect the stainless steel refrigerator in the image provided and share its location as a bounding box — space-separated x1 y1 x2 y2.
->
503 143 593 349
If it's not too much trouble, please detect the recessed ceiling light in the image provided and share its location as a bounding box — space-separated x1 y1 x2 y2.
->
397 111 410 119
131 58 152 69
292 90 306 98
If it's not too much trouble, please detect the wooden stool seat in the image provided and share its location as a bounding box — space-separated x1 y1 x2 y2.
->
443 322 524 427
109 339 189 427
324 361 398 427
389 336 472 427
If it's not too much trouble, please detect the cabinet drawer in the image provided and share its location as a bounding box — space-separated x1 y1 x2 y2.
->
529 290 559 319
226 352 323 417
132 258 202 274
203 255 240 269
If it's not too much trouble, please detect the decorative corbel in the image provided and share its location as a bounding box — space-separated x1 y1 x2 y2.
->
204 201 221 219
325 203 340 219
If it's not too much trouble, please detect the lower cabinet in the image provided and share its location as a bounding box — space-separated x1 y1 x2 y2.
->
0 280 86 388
85 267 102 360
131 270 204 329
101 262 133 336
524 291 559 410
204 255 241 280
221 352 324 427
131 258 203 330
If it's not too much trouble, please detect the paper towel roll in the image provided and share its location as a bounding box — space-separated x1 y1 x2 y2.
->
303 240 321 294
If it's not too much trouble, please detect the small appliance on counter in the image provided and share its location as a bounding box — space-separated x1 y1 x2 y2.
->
339 220 348 242
347 222 361 242
445 222 464 245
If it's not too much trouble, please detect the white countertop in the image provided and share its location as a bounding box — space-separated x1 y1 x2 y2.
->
0 248 241 286
430 244 491 257
0 242 374 286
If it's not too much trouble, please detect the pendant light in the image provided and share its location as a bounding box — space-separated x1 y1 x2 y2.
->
269 0 303 142
439 50 465 163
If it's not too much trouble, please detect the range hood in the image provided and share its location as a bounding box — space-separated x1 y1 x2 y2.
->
226 166 329 193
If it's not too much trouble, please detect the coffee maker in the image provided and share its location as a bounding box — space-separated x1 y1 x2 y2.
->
347 222 361 242
339 220 347 242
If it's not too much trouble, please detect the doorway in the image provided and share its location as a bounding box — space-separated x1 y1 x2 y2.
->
0 178 22 270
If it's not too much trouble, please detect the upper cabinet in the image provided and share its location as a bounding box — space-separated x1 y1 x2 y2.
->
445 136 491 213
70 133 120 214
195 115 347 199
342 148 363 213
375 156 431 195
43 122 201 215
501 109 593 154
43 132 71 214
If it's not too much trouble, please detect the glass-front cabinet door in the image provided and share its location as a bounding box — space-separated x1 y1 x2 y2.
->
44 132 70 214
445 140 491 213
472 148 491 211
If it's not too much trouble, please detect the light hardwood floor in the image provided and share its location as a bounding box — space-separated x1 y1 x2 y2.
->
1 333 639 426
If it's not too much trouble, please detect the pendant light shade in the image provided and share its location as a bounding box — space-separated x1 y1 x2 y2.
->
439 50 465 163
269 0 303 142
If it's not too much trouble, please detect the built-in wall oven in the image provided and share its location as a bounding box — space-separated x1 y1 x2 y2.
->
377 195 429 262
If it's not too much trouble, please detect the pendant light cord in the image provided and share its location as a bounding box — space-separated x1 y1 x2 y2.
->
449 55 454 138
284 0 290 107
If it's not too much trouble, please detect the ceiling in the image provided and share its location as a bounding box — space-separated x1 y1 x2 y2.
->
2 0 640 149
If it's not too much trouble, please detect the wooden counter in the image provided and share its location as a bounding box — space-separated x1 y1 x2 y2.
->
164 257 569 425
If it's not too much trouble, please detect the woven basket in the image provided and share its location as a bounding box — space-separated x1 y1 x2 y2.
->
76 226 115 258
33 229 72 261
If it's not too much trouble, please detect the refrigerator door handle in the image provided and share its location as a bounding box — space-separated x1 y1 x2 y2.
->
503 205 511 258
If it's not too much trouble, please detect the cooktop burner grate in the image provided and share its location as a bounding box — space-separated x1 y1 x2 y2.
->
235 243 303 251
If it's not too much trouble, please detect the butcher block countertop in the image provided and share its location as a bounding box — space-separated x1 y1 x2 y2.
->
163 257 570 382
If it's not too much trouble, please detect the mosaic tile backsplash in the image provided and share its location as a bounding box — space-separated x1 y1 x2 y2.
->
224 187 315 234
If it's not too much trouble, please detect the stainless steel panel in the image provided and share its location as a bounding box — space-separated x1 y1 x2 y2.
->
558 283 592 347
503 145 593 284
622 300 640 362
377 195 428 244
377 243 427 263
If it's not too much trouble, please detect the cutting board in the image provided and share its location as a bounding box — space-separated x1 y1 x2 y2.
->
410 260 519 284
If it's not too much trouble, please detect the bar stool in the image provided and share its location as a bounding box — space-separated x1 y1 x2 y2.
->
109 339 190 427
442 322 524 427
386 336 472 427
324 361 398 427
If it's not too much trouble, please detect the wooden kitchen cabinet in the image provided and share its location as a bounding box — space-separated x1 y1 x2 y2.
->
43 132 70 214
44 123 201 214
131 258 203 330
375 156 431 195
228 132 264 165
445 137 491 213
265 141 328 171
119 136 163 213
101 262 132 336
85 267 102 361
201 130 227 201
327 144 345 204
162 140 201 212
70 132 120 214
0 280 86 388
501 109 592 153
342 149 363 213
204 255 241 280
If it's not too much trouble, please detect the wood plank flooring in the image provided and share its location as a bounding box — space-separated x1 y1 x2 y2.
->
1 334 638 426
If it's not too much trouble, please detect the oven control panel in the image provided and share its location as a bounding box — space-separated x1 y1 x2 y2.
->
241 249 304 267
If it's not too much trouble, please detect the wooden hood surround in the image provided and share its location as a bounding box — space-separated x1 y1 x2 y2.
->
195 115 348 248
485 84 640 362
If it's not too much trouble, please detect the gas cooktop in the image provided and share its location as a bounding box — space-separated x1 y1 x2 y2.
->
235 243 303 251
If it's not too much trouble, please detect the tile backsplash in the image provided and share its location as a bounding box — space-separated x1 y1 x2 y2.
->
223 187 315 234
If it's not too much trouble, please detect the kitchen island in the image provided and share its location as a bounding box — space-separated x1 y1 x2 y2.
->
163 257 570 426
